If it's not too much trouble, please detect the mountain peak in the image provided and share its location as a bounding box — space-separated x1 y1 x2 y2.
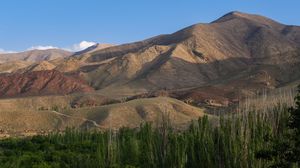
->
213 11 258 23
225 11 246 16
212 11 283 29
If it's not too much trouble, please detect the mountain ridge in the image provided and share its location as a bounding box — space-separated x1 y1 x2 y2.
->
0 49 72 63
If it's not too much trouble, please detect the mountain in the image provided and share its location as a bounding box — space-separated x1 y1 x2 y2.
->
50 44 115 73
0 11 299 134
0 49 72 63
63 11 299 103
1 11 299 101
0 70 94 98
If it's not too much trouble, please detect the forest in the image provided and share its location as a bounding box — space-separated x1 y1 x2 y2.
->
0 87 299 168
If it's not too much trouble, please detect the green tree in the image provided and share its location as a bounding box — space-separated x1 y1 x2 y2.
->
289 85 300 165
256 85 300 167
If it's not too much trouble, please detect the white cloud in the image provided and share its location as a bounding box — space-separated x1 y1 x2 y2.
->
65 41 97 52
0 48 17 54
27 45 58 51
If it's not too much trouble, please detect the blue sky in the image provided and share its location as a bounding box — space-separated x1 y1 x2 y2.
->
0 0 299 52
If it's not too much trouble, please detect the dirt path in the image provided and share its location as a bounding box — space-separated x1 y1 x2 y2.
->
51 110 104 129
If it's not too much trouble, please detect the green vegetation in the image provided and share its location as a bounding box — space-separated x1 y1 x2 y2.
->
0 88 299 168
256 86 300 167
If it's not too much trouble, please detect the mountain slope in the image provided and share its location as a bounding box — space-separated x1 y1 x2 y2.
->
73 43 114 57
18 61 56 73
0 97 205 135
0 70 94 98
74 11 299 94
0 61 33 74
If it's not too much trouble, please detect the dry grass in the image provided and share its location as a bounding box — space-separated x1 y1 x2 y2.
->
0 95 72 112
238 87 297 112
0 96 205 135
64 97 205 129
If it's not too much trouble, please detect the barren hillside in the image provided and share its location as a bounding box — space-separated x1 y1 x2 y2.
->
0 70 94 98
0 97 205 135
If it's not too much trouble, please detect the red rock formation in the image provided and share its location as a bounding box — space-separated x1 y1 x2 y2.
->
0 70 94 98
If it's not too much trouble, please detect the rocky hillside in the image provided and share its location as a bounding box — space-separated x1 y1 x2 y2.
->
0 70 94 98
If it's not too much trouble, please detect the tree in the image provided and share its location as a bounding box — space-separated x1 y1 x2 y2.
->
288 85 300 165
256 85 300 167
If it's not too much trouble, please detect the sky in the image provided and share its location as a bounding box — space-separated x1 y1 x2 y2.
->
0 0 299 52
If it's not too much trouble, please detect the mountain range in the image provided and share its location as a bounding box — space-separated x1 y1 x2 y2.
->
0 49 71 63
0 11 299 135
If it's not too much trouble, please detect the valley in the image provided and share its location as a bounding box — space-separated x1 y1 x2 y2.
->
1 2 300 166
